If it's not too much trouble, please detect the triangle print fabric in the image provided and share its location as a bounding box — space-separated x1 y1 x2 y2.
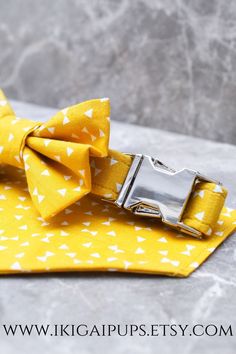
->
0 89 236 277
0 163 236 277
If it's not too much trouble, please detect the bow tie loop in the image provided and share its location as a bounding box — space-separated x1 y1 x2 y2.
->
0 116 40 168
0 90 110 219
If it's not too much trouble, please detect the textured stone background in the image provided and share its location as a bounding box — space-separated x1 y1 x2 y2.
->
1 0 236 144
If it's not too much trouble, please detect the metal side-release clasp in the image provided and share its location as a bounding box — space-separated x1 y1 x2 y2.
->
114 154 221 238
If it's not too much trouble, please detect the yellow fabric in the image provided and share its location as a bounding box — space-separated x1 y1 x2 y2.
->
92 150 132 201
0 90 235 277
183 182 227 236
0 91 111 219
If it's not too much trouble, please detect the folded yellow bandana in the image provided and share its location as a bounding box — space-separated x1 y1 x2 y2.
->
0 90 235 276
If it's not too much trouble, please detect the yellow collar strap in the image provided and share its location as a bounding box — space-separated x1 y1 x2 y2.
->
0 89 235 277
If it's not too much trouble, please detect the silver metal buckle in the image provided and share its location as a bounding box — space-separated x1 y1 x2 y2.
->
114 154 222 238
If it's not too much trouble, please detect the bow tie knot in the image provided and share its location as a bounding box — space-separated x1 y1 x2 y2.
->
0 116 40 168
0 91 110 219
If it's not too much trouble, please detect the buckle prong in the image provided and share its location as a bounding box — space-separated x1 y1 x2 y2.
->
114 154 221 238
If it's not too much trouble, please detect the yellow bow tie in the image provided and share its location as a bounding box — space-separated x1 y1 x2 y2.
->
0 93 228 236
0 89 235 277
0 94 111 219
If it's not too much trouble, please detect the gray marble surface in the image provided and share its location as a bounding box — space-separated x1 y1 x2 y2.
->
1 0 236 144
0 100 235 354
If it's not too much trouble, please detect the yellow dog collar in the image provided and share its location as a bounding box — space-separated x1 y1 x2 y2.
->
0 89 235 276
